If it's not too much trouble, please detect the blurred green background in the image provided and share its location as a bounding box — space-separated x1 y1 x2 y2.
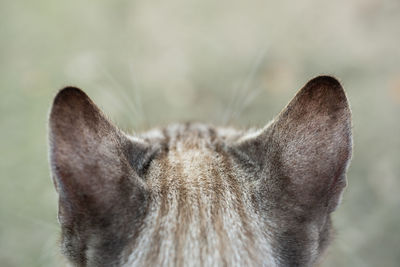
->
1 0 399 266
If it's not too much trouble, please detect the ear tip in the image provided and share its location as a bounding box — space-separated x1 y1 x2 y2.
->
58 86 86 94
302 75 349 105
51 87 90 114
54 87 88 105
306 75 343 91
49 87 93 126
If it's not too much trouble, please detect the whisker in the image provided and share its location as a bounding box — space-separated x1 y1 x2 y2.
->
8 211 59 231
222 46 268 125
129 63 148 130
230 87 262 123
100 67 141 129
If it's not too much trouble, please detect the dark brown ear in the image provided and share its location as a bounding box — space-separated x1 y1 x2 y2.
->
48 87 149 227
235 76 352 214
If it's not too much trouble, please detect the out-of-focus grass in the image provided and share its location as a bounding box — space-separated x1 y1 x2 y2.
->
0 0 399 266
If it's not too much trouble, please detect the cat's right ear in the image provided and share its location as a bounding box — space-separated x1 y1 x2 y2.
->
232 76 352 217
48 87 149 228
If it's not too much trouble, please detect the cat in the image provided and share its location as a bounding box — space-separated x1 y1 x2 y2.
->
48 75 352 267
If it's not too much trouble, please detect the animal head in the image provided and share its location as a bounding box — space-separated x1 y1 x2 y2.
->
48 76 352 266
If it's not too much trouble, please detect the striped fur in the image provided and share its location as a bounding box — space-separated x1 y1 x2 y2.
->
124 124 276 266
48 76 352 267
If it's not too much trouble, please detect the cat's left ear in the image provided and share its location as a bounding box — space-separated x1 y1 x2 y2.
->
233 76 352 214
48 87 149 227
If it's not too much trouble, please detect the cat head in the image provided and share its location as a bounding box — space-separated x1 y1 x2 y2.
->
48 76 352 266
